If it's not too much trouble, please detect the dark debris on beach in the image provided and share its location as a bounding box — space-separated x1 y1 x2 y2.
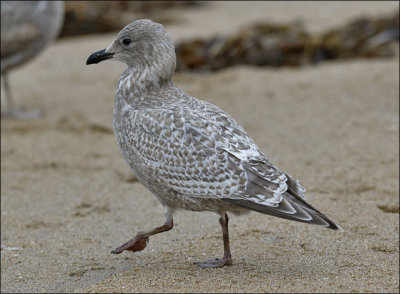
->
175 12 399 72
59 2 398 71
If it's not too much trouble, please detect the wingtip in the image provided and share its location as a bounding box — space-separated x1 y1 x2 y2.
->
336 224 344 232
328 223 344 231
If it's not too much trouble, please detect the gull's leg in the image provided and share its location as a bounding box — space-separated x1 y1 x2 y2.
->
195 212 233 268
111 208 173 254
1 73 42 119
1 73 15 115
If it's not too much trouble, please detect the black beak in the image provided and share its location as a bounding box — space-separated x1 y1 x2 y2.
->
86 49 114 65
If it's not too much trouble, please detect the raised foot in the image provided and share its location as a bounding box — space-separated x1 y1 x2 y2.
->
111 234 149 254
1 108 42 119
194 257 232 268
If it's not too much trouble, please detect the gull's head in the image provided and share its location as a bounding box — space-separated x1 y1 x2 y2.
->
86 19 176 77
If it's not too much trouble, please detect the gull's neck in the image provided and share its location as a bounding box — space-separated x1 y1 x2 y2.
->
117 65 173 99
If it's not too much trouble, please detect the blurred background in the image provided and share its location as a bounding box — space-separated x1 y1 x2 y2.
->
1 1 399 293
60 1 399 70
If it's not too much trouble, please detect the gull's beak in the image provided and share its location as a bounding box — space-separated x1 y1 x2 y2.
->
86 49 114 65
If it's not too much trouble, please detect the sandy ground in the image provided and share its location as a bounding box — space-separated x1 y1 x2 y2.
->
1 2 399 293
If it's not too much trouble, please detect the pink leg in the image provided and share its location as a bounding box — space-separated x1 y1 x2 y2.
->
195 212 233 268
111 209 173 254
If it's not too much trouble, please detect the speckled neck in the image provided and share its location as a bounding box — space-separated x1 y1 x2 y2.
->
117 66 173 101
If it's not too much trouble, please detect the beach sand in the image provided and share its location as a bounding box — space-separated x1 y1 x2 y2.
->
1 2 399 293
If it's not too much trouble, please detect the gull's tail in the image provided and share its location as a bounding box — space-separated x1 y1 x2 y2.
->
225 191 342 231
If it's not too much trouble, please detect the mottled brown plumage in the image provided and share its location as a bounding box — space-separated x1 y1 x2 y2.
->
87 19 341 268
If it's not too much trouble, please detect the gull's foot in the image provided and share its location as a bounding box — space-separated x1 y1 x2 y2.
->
111 233 149 254
194 257 232 268
1 108 42 119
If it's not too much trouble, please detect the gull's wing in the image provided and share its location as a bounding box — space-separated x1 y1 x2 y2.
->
1 23 41 59
1 2 42 58
127 103 253 201
125 96 286 203
125 95 341 229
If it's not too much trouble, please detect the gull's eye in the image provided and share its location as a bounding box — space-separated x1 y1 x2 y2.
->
122 38 131 45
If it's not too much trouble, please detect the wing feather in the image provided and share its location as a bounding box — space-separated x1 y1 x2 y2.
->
119 94 341 229
127 104 250 199
225 192 342 230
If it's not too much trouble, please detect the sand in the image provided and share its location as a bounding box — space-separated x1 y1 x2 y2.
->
1 2 399 293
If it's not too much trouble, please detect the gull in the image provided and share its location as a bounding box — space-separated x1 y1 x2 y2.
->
87 19 342 268
1 1 64 118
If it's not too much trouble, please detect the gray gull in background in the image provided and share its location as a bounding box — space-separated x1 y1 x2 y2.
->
87 19 342 268
1 1 64 118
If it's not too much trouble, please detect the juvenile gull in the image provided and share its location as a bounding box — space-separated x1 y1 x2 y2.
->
1 1 64 118
87 19 342 268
